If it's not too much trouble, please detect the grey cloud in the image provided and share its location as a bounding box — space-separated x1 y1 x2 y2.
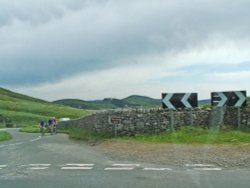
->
0 0 86 27
1 0 250 86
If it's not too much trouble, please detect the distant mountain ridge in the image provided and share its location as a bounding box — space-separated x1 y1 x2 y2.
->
53 95 162 110
54 95 215 110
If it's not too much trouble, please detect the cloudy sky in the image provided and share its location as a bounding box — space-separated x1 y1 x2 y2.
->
1 0 250 101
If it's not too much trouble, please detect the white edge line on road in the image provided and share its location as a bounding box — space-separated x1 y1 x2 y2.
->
104 167 134 170
64 164 94 166
186 164 215 167
61 167 93 170
112 164 140 167
193 168 222 171
143 168 173 171
0 165 7 168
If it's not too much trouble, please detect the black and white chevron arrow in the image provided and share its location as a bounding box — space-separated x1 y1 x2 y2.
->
211 91 247 107
162 93 198 109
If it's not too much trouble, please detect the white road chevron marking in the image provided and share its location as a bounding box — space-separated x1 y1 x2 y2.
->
181 93 192 108
162 93 175 109
235 91 246 107
218 92 227 106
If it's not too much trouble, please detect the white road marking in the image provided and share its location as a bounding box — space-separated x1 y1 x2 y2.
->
30 136 41 142
104 164 140 171
61 167 93 170
21 164 51 170
64 164 94 166
143 168 173 171
29 167 49 170
0 165 7 170
104 167 134 171
61 164 94 170
111 164 140 167
186 164 215 167
25 164 51 167
8 142 24 146
193 168 222 171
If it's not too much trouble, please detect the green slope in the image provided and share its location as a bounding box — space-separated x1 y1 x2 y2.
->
0 87 91 127
122 95 161 106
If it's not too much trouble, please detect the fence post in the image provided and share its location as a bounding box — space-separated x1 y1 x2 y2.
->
170 109 174 131
237 107 241 129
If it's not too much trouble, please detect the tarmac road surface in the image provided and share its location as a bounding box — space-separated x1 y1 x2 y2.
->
0 128 250 188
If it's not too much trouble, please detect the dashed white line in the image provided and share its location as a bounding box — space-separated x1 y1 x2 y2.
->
104 164 140 171
186 164 222 171
186 164 215 167
29 167 49 170
61 167 93 170
22 164 51 170
143 168 173 171
105 167 134 171
61 164 94 170
0 165 7 170
8 142 24 146
193 168 222 171
112 164 140 167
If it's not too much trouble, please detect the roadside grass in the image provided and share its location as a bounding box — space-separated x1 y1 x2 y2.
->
118 126 250 144
0 131 12 142
59 127 113 141
20 125 250 144
20 125 41 133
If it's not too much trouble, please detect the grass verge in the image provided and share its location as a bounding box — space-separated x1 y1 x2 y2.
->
60 128 112 142
0 131 12 142
119 126 250 144
20 125 250 144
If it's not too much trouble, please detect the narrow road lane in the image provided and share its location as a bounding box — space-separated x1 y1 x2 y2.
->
0 129 250 188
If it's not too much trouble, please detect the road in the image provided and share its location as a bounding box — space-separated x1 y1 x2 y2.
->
0 129 250 188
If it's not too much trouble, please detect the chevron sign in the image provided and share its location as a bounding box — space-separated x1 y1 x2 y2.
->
162 93 198 109
211 91 247 107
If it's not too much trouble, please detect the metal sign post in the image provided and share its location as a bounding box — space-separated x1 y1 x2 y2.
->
211 90 247 129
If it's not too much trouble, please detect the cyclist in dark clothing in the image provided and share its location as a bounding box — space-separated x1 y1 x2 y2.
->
39 120 46 136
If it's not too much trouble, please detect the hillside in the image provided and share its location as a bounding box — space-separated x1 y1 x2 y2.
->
0 87 91 127
54 95 162 110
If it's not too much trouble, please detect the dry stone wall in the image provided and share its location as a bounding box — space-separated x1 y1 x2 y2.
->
58 106 250 136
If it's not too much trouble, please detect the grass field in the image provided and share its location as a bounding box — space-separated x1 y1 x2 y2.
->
0 87 92 127
0 131 12 142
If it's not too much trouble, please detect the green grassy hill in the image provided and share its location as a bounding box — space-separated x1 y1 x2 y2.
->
54 95 162 110
0 87 91 127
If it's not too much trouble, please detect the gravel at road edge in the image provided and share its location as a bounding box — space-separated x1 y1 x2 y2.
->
94 140 250 169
